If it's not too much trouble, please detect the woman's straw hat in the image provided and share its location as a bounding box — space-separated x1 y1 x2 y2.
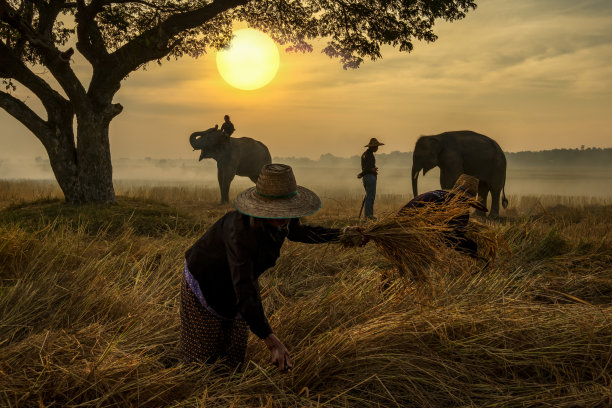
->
364 138 384 147
450 174 489 212
233 164 322 219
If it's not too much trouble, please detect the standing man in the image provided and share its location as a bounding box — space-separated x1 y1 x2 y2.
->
220 114 235 136
360 138 384 220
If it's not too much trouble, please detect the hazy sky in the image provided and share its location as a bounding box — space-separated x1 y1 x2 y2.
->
1 0 611 160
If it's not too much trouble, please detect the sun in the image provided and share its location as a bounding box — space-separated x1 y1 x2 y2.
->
216 29 280 91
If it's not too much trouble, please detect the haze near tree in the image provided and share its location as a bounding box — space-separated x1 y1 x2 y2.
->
0 0 476 204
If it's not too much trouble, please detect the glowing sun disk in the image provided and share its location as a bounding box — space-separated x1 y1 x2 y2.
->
216 29 280 90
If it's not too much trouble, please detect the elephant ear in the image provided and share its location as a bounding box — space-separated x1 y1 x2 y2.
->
429 137 443 155
208 129 230 151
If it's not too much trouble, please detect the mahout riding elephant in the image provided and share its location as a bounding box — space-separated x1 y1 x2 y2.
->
411 130 508 217
189 126 271 203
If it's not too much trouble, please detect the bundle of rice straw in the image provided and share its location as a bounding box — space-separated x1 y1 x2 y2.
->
465 218 506 262
339 195 499 281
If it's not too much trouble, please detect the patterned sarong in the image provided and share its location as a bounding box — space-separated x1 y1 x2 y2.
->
179 273 248 368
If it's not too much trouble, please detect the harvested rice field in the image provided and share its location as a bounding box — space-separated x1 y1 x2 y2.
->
1 181 611 407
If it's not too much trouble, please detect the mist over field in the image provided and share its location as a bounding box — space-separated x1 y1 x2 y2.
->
1 148 611 201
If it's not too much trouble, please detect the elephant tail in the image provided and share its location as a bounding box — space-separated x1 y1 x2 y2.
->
502 186 509 209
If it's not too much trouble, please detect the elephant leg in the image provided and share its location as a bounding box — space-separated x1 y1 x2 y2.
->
220 174 234 204
217 167 227 203
476 182 489 217
440 169 462 190
221 170 237 204
217 158 238 204
489 188 501 218
223 174 234 203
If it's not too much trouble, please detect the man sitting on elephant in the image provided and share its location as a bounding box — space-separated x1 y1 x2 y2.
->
399 174 488 258
221 114 235 137
189 126 271 203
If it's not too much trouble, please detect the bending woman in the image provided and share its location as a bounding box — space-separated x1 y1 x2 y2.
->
181 163 363 372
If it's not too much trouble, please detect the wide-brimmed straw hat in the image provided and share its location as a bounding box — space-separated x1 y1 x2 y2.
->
449 174 488 212
364 138 384 147
233 164 322 219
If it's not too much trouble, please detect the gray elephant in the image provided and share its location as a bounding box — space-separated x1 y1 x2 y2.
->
411 130 508 217
189 126 271 203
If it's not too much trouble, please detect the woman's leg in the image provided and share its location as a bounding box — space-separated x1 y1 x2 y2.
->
180 277 224 363
221 318 249 368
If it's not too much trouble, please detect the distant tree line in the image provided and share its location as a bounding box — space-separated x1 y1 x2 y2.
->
505 147 612 167
277 148 612 168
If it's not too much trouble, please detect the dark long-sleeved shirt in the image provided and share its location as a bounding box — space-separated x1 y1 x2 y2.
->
185 211 340 339
361 149 376 175
400 190 477 257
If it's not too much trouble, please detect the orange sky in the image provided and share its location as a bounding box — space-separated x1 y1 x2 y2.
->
1 0 611 161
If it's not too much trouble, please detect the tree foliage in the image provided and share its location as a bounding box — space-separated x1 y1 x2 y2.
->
0 0 477 203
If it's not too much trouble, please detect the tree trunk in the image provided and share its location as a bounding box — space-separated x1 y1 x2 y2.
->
45 130 81 203
75 111 116 204
45 111 116 204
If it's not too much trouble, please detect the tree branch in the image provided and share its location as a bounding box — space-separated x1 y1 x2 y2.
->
106 0 188 12
75 0 194 69
0 0 89 109
0 39 69 116
0 89 50 142
12 0 33 58
92 0 248 97
0 1 56 57
75 0 109 65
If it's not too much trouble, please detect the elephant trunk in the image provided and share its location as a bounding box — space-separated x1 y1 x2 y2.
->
411 165 421 197
190 132 209 161
189 132 202 150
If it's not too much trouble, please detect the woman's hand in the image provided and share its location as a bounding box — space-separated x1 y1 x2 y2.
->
342 226 370 247
263 334 293 373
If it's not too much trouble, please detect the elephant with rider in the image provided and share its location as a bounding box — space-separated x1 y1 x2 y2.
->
411 130 508 217
189 126 272 203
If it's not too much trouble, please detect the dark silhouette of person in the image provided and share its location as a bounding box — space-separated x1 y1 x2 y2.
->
399 174 488 258
359 138 384 220
220 115 235 136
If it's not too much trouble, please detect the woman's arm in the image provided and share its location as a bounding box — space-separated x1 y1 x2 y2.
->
287 218 341 244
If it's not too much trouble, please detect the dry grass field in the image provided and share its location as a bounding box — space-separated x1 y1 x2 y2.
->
1 180 611 407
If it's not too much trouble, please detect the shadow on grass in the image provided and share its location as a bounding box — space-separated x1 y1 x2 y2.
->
0 196 204 237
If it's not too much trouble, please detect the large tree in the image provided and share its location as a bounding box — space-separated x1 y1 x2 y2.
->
0 0 476 204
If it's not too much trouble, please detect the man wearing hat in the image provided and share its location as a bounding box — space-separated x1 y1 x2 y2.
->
360 138 384 220
398 174 488 257
181 164 365 372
